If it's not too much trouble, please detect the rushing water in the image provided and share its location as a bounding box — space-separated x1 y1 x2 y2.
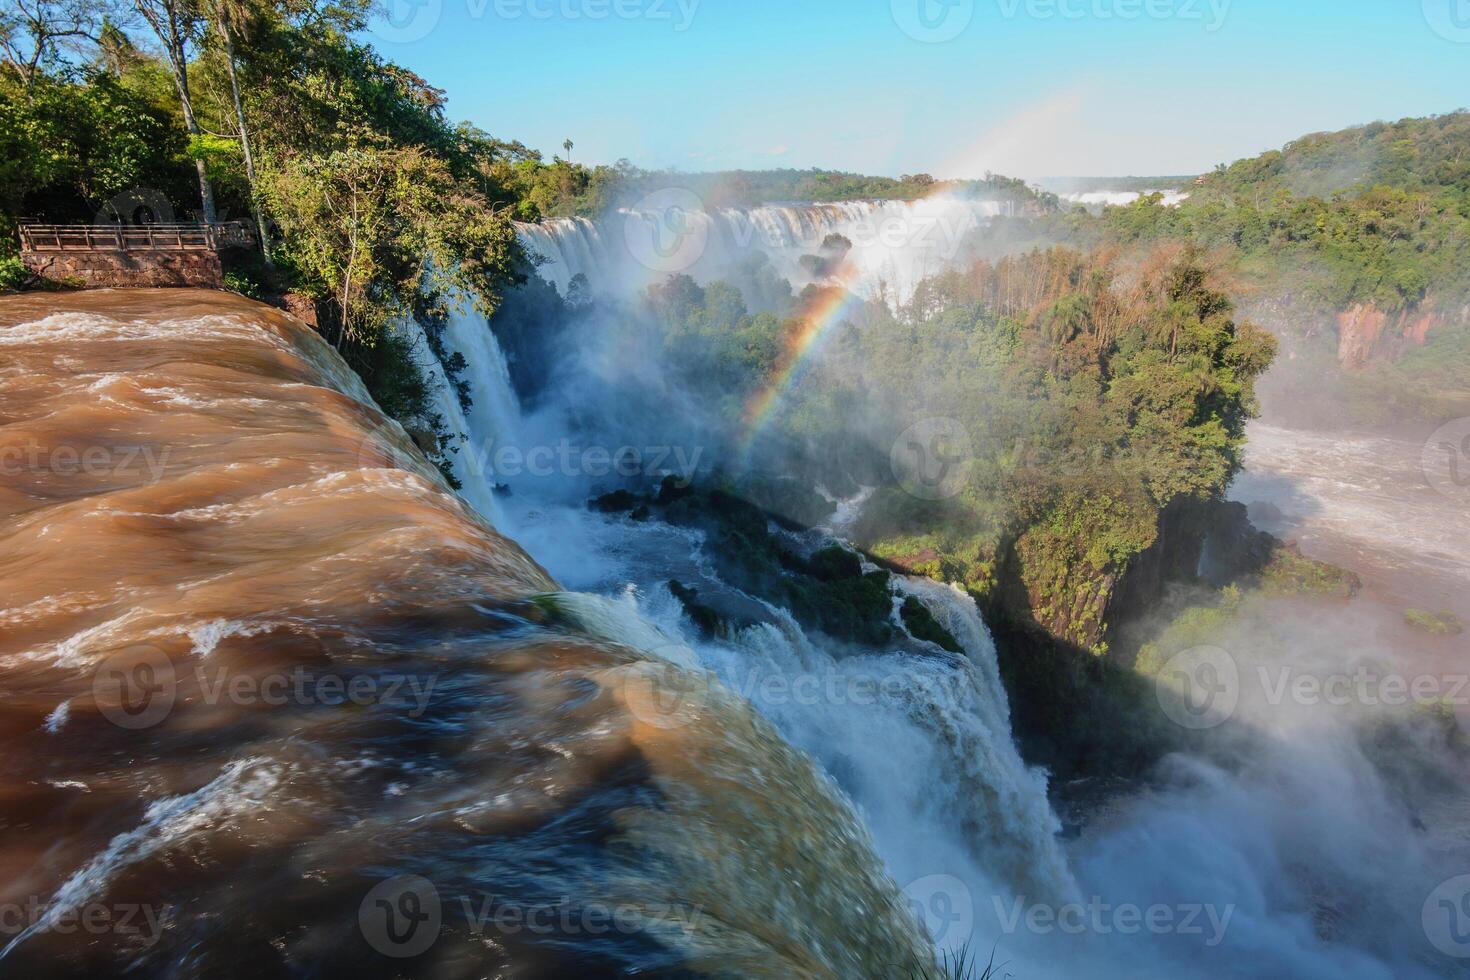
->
1231 421 1470 623
0 290 943 977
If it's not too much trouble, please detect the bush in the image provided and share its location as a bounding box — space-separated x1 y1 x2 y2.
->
0 255 25 293
222 270 262 299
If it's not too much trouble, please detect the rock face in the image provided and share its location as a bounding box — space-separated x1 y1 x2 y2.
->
1335 302 1441 368
999 497 1214 652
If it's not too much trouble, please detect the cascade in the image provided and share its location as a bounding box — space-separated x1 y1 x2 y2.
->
515 197 1010 305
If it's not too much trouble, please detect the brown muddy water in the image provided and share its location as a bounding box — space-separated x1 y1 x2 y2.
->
1230 421 1470 677
0 289 937 978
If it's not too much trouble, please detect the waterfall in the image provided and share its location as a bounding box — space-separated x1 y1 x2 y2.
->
515 197 1010 306
512 216 611 297
391 293 525 529
409 230 1469 976
424 306 1078 961
394 315 504 524
441 302 522 466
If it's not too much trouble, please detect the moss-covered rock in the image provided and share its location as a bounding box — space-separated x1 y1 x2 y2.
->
807 544 864 582
588 488 645 513
611 484 904 649
668 579 725 637
1403 608 1465 636
899 596 962 653
782 568 896 648
1257 541 1361 598
729 473 838 528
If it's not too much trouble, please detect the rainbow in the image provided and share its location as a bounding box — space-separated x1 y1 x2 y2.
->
737 275 866 461
736 180 988 461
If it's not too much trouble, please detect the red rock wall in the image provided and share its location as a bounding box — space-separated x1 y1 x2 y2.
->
1336 302 1445 368
1336 303 1388 367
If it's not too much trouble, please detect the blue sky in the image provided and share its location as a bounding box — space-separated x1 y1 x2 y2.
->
365 0 1470 179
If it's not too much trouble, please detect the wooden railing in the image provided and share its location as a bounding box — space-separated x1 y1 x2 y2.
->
18 221 256 253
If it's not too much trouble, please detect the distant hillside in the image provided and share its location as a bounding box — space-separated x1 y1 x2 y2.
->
608 167 1052 210
1195 111 1470 201
514 162 1059 218
1037 176 1196 194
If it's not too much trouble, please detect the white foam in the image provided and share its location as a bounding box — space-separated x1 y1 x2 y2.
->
0 758 283 960
43 700 70 734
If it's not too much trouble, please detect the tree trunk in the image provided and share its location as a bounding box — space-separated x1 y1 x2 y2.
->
137 0 218 224
218 19 271 258
170 38 217 224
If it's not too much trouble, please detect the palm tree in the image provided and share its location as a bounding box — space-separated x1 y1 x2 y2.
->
562 138 573 162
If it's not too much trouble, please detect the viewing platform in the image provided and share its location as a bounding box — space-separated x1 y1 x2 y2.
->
17 221 256 288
